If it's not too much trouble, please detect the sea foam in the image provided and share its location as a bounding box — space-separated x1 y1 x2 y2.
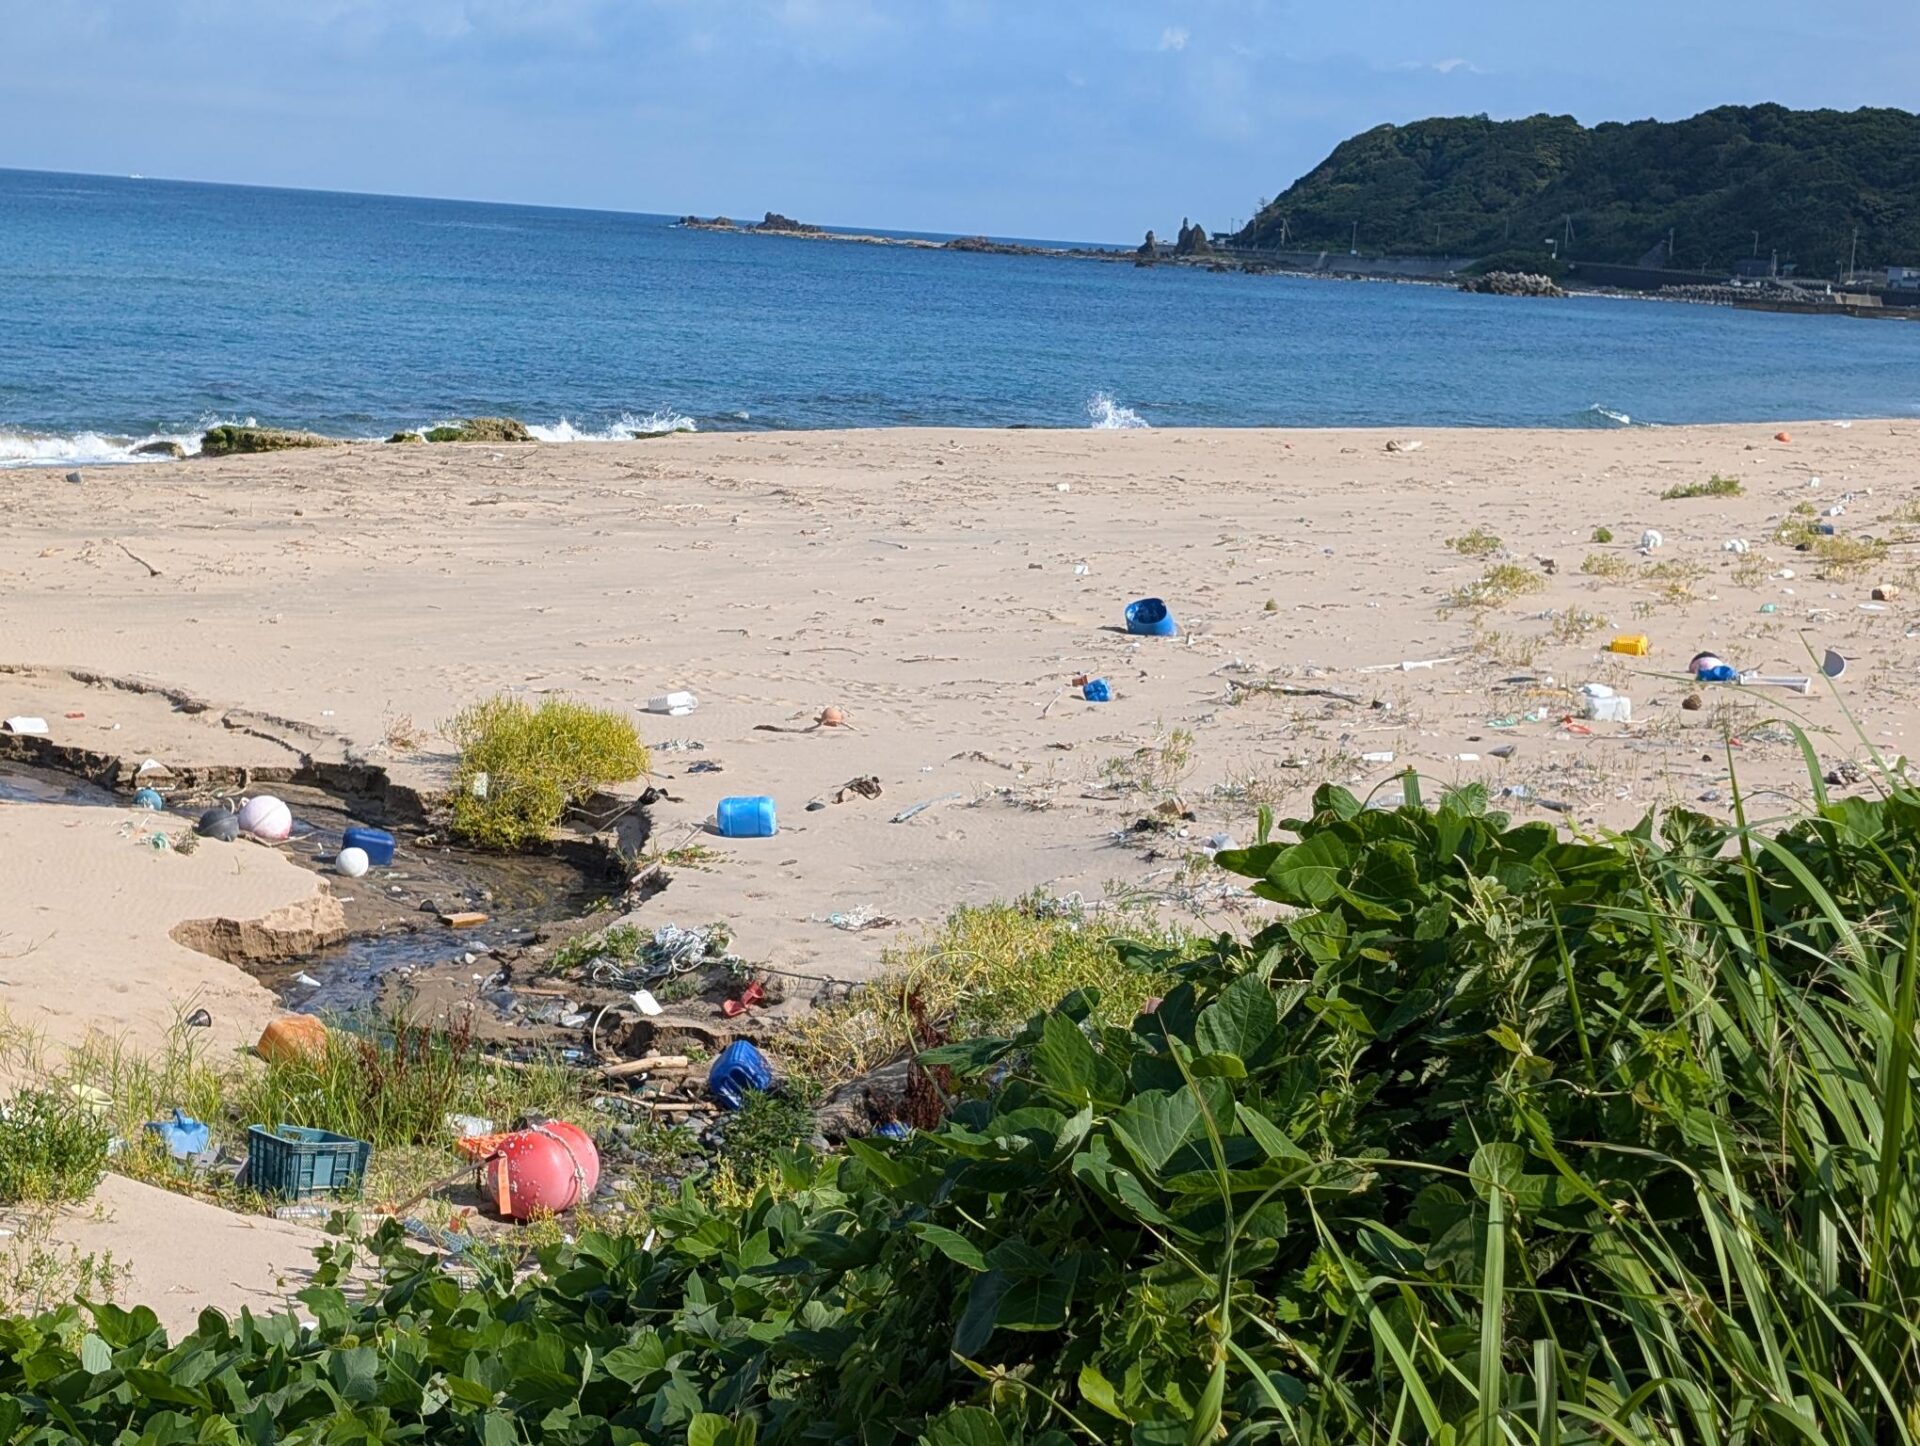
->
1086 392 1150 429
525 410 697 442
0 426 204 468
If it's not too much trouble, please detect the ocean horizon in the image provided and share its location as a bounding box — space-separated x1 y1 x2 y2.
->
5 164 1920 467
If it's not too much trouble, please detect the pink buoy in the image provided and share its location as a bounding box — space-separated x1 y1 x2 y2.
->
236 795 293 842
476 1121 599 1220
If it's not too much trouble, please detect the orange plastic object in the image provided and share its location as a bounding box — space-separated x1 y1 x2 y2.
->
255 1014 329 1065
1607 634 1651 657
475 1122 600 1220
1775 431 1793 443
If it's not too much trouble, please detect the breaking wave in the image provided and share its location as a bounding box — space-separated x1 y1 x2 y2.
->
525 410 698 442
0 425 207 468
1581 403 1633 427
1086 392 1150 429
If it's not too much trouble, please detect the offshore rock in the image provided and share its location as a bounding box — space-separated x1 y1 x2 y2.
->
1460 271 1566 298
199 426 342 456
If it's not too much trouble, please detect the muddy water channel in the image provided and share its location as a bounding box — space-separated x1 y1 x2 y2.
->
2 764 624 1018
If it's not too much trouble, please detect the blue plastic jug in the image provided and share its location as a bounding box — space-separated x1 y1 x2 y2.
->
1083 678 1112 702
1125 597 1178 637
708 1040 774 1110
1696 664 1739 683
342 826 396 866
145 1109 210 1159
716 796 777 838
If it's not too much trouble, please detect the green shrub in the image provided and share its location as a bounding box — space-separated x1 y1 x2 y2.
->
1590 525 1613 543
1444 525 1502 557
447 694 648 849
0 1089 110 1204
1662 472 1743 499
1441 561 1546 611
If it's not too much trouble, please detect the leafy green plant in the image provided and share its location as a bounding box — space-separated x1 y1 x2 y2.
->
1580 550 1632 579
1590 525 1614 543
1814 532 1889 579
1661 472 1743 499
1443 562 1546 611
1445 526 1502 557
0 1089 109 1204
448 693 648 849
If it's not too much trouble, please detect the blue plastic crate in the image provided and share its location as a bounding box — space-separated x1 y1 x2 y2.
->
245 1123 371 1199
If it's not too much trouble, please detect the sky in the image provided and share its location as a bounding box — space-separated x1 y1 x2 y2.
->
3 1 1913 242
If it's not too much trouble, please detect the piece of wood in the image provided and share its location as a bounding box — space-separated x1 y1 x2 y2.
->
600 1053 691 1080
439 912 489 929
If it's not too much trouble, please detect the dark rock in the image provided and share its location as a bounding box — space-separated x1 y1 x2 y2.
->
1174 218 1212 256
1137 229 1161 258
812 1058 911 1144
133 440 187 459
386 431 425 444
1460 271 1567 298
422 417 532 444
754 212 821 234
199 425 343 456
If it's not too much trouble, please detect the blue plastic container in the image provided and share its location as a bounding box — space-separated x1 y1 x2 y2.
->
342 826 396 866
1083 678 1112 703
245 1123 372 1199
144 1109 209 1159
1125 597 1178 637
708 1040 775 1110
1697 664 1739 683
715 796 777 838
874 1121 912 1141
132 787 165 810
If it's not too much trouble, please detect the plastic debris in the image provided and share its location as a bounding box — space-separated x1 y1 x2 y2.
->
1 717 49 735
1639 529 1663 552
132 787 165 810
1082 678 1112 702
707 1040 775 1110
144 1109 210 1159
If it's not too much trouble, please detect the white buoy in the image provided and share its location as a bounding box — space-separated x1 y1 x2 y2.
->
236 795 292 841
1640 529 1664 552
335 846 370 878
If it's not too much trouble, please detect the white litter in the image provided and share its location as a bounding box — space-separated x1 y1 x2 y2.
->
1723 538 1750 553
645 691 699 716
1360 750 1396 763
1 717 49 735
1640 529 1663 552
631 989 664 1017
1585 696 1633 723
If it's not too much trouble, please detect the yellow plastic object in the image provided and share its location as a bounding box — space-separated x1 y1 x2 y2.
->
1608 634 1651 657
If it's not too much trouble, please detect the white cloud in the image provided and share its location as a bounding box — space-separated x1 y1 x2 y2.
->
1158 25 1189 52
1431 56 1469 73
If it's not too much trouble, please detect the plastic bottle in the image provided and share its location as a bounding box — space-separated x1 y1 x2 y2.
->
716 796 777 837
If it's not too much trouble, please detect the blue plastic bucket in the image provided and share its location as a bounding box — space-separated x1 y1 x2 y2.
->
342 826 396 866
716 796 777 837
708 1039 775 1110
1125 598 1178 637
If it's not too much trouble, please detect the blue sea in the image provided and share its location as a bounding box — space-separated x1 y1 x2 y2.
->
4 166 1919 466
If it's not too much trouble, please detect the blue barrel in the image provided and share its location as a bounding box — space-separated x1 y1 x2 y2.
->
1125 597 1178 636
707 1040 774 1110
342 826 396 866
716 796 777 837
1083 678 1112 702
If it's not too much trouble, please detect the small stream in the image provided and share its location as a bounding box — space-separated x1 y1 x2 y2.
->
2 765 621 1017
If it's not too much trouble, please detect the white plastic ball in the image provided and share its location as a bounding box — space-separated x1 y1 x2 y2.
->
236 795 293 841
334 846 370 878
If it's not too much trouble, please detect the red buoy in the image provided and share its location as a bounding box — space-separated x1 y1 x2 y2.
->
470 1121 599 1220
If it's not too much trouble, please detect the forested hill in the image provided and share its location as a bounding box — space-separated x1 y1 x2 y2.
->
1228 105 1920 275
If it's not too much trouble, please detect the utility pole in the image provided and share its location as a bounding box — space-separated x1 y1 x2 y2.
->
1752 230 1760 258
1350 220 1358 256
1849 227 1859 284
1668 227 1675 263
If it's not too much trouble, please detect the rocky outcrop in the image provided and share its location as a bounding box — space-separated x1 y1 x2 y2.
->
199 426 343 457
1137 229 1161 258
1174 218 1212 255
422 417 532 443
171 892 349 966
679 215 736 229
754 212 821 234
1460 271 1567 298
386 431 426 444
133 440 187 459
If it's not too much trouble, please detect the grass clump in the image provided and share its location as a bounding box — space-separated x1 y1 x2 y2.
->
775 898 1182 1086
1661 471 1743 499
1814 532 1889 579
1590 524 1614 543
1546 605 1608 642
1098 726 1195 799
0 1088 110 1205
1442 561 1545 611
448 694 648 850
1444 525 1502 557
1580 550 1633 579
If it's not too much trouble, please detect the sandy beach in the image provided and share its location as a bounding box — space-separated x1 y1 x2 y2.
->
2 419 1917 1313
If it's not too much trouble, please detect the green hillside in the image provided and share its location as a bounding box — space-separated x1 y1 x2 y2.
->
1229 104 1920 275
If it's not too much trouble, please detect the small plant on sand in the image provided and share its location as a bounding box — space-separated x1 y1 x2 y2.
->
1591 525 1614 543
1581 551 1633 580
1444 525 1502 557
447 694 648 850
1645 557 1708 602
1547 605 1609 643
1098 727 1195 799
0 1088 110 1205
1442 562 1545 611
1814 533 1889 579
1730 550 1773 588
1662 472 1743 499
1471 628 1539 667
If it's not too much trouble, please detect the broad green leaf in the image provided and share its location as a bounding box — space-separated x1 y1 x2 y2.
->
1080 1363 1130 1422
1195 972 1278 1061
1033 1013 1127 1109
1235 1101 1311 1163
920 1406 1008 1446
1110 1089 1203 1176
689 1414 730 1446
1265 832 1351 906
79 1332 112 1374
909 1223 988 1271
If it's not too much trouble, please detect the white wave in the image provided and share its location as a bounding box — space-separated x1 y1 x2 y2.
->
1584 403 1633 426
1086 392 1150 430
0 426 204 468
525 410 698 442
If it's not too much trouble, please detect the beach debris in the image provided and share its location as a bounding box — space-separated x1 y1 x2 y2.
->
1083 678 1112 702
1759 603 1778 614
471 1120 599 1220
1775 431 1793 443
440 911 490 929
446 1114 496 1138
1125 597 1178 636
1585 695 1633 723
1489 744 1518 759
1826 760 1866 787
65 470 83 485
293 971 323 990
1360 751 1396 764
1607 634 1651 657
1742 674 1813 694
1821 649 1848 680
890 792 966 823
1359 655 1464 674
644 691 699 716
817 705 848 728
1384 438 1423 452
646 923 725 974
1 717 49 735
1682 693 1705 711
184 1008 213 1029
815 906 895 933
831 775 882 804
470 771 490 798
237 795 293 842
256 1014 329 1065
721 980 768 1018
136 758 166 776
707 1040 775 1110
132 787 166 810
195 807 240 842
144 1109 210 1160
716 795 777 837
1873 584 1901 602
1692 653 1739 682
1639 529 1664 552
335 846 370 878
631 989 663 1017
1724 538 1750 553
341 826 395 864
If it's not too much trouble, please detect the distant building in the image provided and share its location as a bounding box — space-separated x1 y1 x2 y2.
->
1889 266 1920 291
